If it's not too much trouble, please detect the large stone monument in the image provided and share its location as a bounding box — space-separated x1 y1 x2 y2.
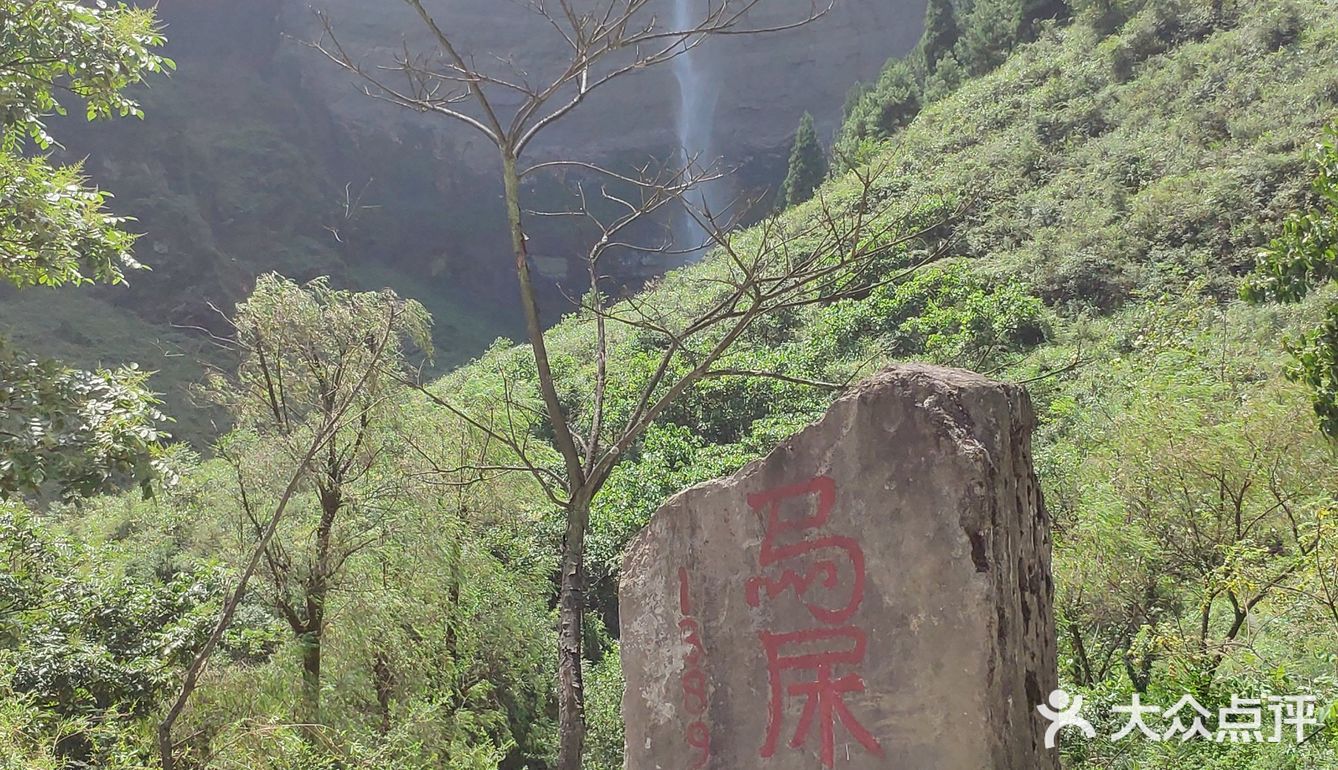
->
620 365 1059 769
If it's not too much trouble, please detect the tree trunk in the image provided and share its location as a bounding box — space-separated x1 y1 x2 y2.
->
498 147 592 770
302 482 338 726
1123 647 1153 694
158 726 176 770
555 496 591 770
1066 619 1093 687
374 651 394 736
498 152 584 487
300 625 323 723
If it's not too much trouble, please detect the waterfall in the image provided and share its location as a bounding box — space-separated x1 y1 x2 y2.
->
670 0 722 261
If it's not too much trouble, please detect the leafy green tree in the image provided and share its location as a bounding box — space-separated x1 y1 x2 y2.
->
203 274 431 722
923 52 967 102
1 0 170 285
1242 128 1338 436
158 275 433 769
778 112 827 209
1046 300 1334 691
0 344 165 499
864 58 923 137
0 0 174 500
0 503 220 766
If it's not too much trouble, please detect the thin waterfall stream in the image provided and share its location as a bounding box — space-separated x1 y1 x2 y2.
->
670 0 723 262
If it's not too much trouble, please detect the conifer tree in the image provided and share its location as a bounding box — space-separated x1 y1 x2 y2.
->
956 0 1019 75
920 0 961 75
779 112 828 208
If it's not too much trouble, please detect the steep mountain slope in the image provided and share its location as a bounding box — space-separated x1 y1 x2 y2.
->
414 2 1338 766
442 0 1338 543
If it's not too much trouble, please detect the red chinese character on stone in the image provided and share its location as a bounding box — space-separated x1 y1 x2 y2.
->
758 628 885 766
745 476 866 624
746 476 883 767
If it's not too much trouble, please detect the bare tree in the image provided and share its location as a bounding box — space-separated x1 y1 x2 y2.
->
310 3 956 766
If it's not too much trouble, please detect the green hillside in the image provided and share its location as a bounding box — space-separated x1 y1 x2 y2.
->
4 0 1338 768
453 5 1338 764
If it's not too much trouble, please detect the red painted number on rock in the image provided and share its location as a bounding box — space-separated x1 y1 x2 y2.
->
678 567 711 767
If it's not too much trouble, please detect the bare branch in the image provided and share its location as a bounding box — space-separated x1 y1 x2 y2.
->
703 368 843 390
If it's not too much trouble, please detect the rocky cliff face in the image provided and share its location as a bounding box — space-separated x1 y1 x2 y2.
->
20 0 924 437
268 0 926 287
281 0 925 171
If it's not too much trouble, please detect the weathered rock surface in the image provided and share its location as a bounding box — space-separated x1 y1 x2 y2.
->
620 364 1059 770
53 0 926 331
39 0 929 438
281 0 927 170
